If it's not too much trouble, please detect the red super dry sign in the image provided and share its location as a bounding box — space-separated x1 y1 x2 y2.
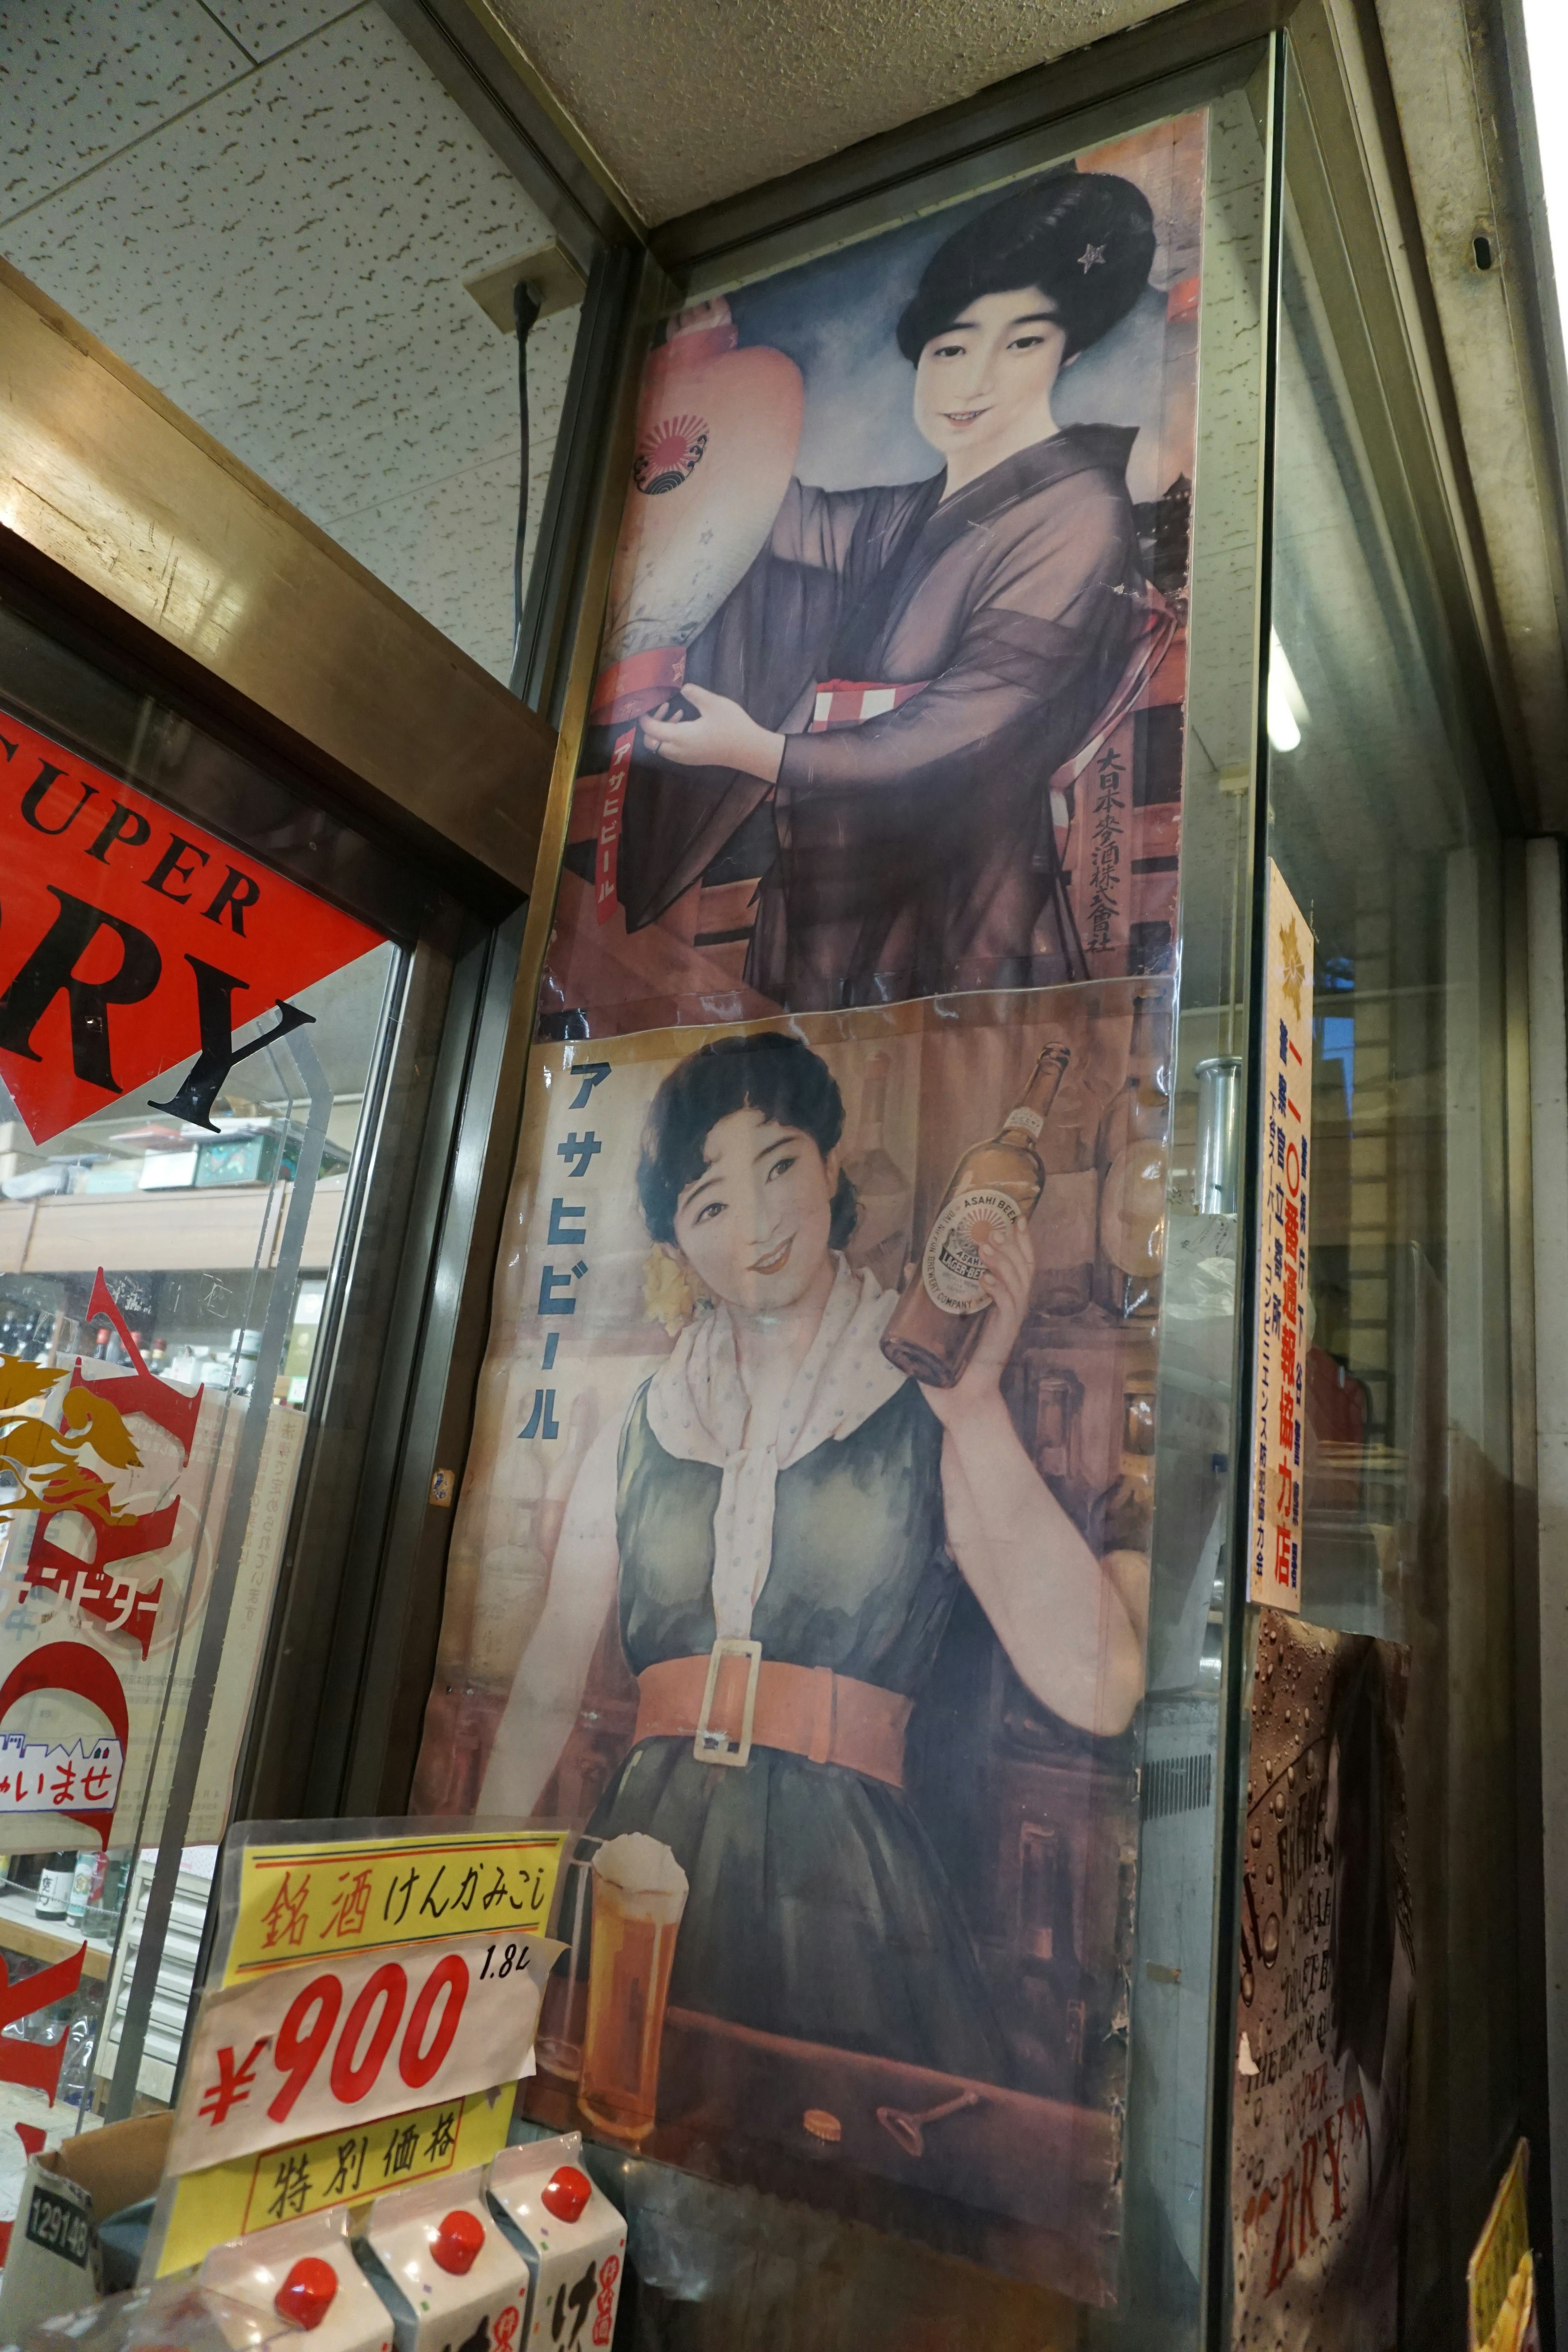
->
0 708 385 1143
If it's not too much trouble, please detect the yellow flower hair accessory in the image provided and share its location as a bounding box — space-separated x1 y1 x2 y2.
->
643 1248 704 1337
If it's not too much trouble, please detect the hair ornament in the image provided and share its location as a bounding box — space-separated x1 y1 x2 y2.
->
896 170 1155 363
644 1247 707 1337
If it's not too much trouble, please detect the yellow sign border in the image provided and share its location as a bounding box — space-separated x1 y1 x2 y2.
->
158 2086 513 2275
227 1830 566 1982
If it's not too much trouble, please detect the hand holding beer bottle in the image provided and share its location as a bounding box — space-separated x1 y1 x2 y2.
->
881 1044 1070 1390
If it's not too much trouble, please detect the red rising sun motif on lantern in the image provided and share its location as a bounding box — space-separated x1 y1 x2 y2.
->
634 412 710 494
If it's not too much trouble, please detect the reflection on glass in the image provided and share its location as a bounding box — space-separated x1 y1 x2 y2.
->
1263 68 1515 2336
0 940 393 2177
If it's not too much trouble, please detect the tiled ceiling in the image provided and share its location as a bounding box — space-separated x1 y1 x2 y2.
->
488 0 1186 225
0 0 579 682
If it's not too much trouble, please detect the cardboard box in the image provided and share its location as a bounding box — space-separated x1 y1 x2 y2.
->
0 2112 173 2338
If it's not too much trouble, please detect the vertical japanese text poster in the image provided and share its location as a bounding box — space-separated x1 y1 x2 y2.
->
416 107 1215 2297
1250 862 1313 1610
1232 1612 1412 2350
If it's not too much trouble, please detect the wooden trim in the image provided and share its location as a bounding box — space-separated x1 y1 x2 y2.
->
0 261 554 904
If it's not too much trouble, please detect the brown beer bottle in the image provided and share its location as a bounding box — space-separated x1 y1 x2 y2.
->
881 1044 1070 1389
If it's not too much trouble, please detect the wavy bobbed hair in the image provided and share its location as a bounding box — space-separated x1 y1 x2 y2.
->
897 169 1157 365
637 1032 858 1252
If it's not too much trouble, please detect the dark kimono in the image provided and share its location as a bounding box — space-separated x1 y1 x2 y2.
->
620 423 1147 1011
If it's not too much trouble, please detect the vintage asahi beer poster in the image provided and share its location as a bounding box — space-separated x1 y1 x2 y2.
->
416 109 1208 2292
1231 1612 1413 2349
538 116 1204 1040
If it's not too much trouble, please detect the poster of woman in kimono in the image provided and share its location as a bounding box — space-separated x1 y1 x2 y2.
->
539 112 1203 1041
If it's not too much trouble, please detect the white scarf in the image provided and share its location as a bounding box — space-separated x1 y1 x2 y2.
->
643 1257 906 1640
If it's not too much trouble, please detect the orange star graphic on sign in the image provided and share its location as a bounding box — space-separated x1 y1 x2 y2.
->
1279 917 1306 1021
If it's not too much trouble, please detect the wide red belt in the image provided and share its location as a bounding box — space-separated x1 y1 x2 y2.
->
635 1646 911 1788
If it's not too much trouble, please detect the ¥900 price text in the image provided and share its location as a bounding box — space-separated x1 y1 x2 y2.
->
197 1940 536 2133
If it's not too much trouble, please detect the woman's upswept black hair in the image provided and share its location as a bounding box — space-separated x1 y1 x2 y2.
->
637 1032 858 1251
897 169 1157 365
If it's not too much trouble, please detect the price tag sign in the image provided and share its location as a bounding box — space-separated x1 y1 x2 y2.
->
227 1831 564 1980
168 1929 561 2178
147 1824 571 2279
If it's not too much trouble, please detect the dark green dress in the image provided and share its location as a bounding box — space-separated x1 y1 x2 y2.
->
588 1374 1009 2079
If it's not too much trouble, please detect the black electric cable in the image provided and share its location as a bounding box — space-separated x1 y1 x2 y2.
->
511 275 544 670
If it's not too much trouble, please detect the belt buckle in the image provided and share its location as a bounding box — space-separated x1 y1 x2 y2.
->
694 1637 762 1768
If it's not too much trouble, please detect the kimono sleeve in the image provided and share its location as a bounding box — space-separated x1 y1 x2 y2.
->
776 470 1139 796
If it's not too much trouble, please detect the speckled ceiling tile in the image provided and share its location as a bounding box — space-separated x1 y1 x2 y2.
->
1 4 578 679
327 305 578 678
201 0 365 66
491 0 1186 223
0 0 248 224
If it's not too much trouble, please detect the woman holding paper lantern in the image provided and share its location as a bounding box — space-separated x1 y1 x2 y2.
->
613 169 1162 1013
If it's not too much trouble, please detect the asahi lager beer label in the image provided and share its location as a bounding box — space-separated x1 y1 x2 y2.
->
921 1188 1022 1316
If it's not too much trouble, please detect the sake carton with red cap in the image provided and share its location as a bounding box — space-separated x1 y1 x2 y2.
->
354 2167 527 2352
200 2208 393 2352
486 2137 625 2352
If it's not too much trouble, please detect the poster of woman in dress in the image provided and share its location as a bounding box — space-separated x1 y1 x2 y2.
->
539 114 1204 1040
414 977 1176 2293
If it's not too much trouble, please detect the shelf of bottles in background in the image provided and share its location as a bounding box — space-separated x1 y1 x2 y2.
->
1094 989 1171 1324
1090 1375 1158 1558
842 1052 913 1293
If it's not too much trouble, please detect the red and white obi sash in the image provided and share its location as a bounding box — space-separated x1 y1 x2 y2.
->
586 664 933 925
807 678 929 732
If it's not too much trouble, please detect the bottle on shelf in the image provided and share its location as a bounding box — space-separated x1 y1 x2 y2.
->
35 1850 76 1920
842 1051 913 1291
66 1849 106 1930
1033 1096 1098 1320
1023 1358 1089 1528
882 1044 1070 1389
1094 987 1171 1325
1089 1374 1158 1557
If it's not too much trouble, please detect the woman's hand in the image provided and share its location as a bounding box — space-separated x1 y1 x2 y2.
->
640 684 786 784
921 1218 1035 1428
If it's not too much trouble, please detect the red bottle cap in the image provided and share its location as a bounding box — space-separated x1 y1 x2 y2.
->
275 2257 339 2330
430 2208 486 2275
540 2166 592 2225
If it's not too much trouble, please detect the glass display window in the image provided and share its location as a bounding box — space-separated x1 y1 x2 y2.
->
410 13 1535 2347
0 571 494 2214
